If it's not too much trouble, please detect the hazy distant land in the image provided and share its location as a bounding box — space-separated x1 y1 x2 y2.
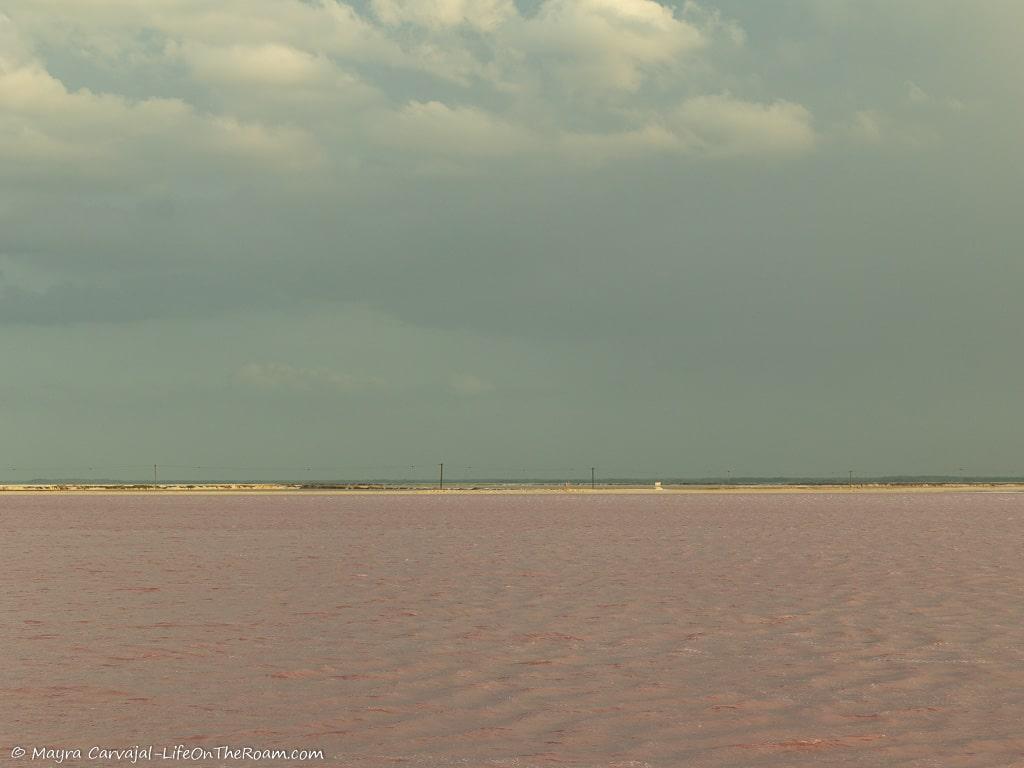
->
2 480 1023 493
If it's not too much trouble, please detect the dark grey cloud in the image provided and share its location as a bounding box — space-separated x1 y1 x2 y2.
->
1 1 1022 478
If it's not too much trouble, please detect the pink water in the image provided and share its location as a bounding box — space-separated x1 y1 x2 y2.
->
3 492 1024 767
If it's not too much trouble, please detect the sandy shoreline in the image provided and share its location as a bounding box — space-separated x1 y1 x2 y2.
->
0 483 1022 495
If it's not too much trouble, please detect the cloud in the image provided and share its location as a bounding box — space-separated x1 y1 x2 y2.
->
672 95 816 157
0 1 817 177
449 373 494 395
0 254 54 293
0 26 322 177
371 0 515 31
522 0 708 92
235 363 383 392
906 80 929 105
905 80 965 113
561 122 681 163
201 117 321 167
561 95 817 162
371 100 540 157
179 43 335 86
2 0 1023 482
2 1 400 63
847 109 883 144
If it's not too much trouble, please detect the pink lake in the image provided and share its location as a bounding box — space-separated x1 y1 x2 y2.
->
3 491 1024 767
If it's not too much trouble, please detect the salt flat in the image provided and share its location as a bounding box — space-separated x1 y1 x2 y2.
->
3 492 1023 767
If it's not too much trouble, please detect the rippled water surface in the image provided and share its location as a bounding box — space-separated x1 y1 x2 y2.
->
3 492 1024 767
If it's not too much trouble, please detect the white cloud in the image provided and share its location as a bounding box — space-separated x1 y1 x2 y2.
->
235 363 383 392
0 12 33 62
672 95 816 157
559 95 817 163
3 1 395 58
561 122 680 163
847 109 883 144
371 100 540 157
201 117 322 167
0 1 820 175
0 57 320 176
905 80 966 113
180 43 335 86
907 80 929 105
523 0 707 92
372 0 515 31
449 373 493 395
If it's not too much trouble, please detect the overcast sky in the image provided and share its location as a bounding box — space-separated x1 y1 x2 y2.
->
1 1 1021 481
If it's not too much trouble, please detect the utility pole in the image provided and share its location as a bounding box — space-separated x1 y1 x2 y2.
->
439 462 444 491
848 469 853 487
591 467 595 490
153 464 158 485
